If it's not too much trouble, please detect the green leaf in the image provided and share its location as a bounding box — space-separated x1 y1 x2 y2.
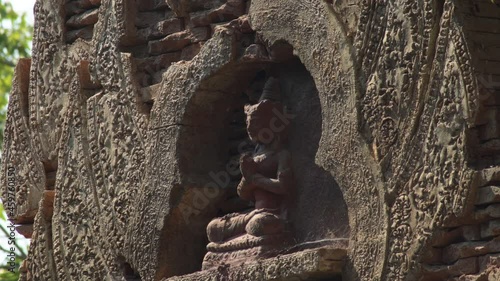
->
0 204 5 220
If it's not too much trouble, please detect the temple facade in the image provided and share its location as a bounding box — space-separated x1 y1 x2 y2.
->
1 0 500 280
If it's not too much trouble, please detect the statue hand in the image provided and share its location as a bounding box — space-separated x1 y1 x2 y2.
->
240 153 257 179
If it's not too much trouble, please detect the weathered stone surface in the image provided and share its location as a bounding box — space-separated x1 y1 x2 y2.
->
476 186 500 205
476 204 500 220
442 238 500 264
166 0 226 17
4 0 500 280
65 0 100 16
137 18 184 42
66 25 94 42
66 8 99 28
164 246 346 281
64 0 101 43
420 246 443 264
450 254 500 281
431 228 464 247
422 257 479 279
180 43 203 61
481 219 500 239
15 224 33 239
478 253 500 272
134 52 182 86
1 58 44 224
40 190 55 222
148 29 209 55
461 225 482 241
190 0 246 27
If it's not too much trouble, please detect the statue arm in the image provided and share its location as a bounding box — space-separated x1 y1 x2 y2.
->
247 150 292 195
237 177 255 201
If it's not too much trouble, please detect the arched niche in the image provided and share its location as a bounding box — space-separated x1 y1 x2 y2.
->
156 60 270 278
158 42 349 278
275 57 350 243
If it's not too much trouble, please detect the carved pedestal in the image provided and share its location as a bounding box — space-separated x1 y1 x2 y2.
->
203 232 292 269
168 243 348 281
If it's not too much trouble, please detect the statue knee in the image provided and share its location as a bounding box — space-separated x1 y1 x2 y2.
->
245 213 284 237
207 219 225 243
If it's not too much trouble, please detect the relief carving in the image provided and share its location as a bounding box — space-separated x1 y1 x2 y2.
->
203 77 293 269
4 0 500 280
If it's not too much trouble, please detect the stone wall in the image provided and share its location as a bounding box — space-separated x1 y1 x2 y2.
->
1 0 499 280
421 178 500 280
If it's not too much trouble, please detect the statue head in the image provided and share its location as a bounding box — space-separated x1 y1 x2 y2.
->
244 78 289 144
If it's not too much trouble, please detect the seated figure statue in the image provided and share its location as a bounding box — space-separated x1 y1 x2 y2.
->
202 77 293 269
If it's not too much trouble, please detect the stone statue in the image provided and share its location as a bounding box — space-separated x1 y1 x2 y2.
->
202 77 294 269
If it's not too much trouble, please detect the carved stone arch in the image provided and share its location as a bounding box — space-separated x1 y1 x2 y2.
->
158 62 270 279
250 1 388 280
125 27 270 280
157 41 352 279
126 0 386 279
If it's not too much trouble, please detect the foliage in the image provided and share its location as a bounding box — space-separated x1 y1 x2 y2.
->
0 205 27 280
0 0 33 147
0 257 24 281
